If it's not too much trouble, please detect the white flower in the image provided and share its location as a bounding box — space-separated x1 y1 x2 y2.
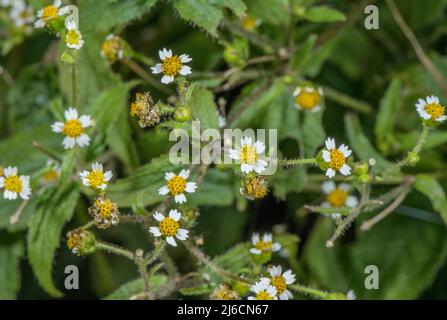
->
34 0 68 29
321 137 352 178
151 48 192 84
265 265 296 300
9 1 34 28
149 209 189 247
293 86 323 112
51 107 92 149
228 136 268 174
158 169 197 204
0 166 31 200
64 20 84 50
248 278 278 300
42 159 61 184
79 163 113 191
321 181 358 219
0 0 12 7
249 233 281 255
415 95 446 123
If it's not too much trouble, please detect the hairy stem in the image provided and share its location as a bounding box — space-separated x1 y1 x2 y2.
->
95 241 135 260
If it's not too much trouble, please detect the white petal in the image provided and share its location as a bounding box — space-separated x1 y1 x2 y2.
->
254 141 265 154
34 19 45 28
293 87 301 96
240 163 254 174
339 183 351 191
272 242 282 252
79 171 89 179
325 137 335 150
279 290 293 300
322 150 331 163
339 164 351 176
0 177 4 188
427 96 434 104
263 233 272 242
166 236 177 247
149 227 161 237
346 195 358 208
62 137 76 149
159 49 167 60
250 248 262 255
158 185 169 196
54 0 61 8
253 160 267 174
179 65 191 76
98 183 107 190
283 270 296 284
339 144 352 158
311 105 322 113
174 193 187 204
436 115 447 122
4 190 17 200
179 169 189 179
151 63 163 74
92 162 103 171
419 109 431 120
179 54 192 63
228 149 239 160
326 168 336 178
161 75 174 84
251 233 259 244
65 107 78 120
165 172 176 181
169 209 181 221
51 122 64 132
76 134 90 147
104 171 113 181
176 228 189 240
269 266 281 277
185 182 197 193
4 166 17 177
79 115 92 128
321 181 336 194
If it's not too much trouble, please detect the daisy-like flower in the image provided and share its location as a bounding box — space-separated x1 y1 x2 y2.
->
64 20 84 50
248 278 278 300
415 95 446 123
80 163 113 191
9 1 34 28
321 181 358 219
149 209 189 247
240 15 261 32
240 175 268 200
151 48 192 84
321 137 352 178
250 233 281 255
158 169 197 204
0 166 31 200
228 136 268 174
42 160 60 185
101 34 126 63
34 0 67 28
293 86 323 112
51 107 92 149
264 265 295 300
88 197 120 229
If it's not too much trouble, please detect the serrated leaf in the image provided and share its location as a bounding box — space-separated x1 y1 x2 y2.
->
172 0 223 37
302 111 326 158
375 79 401 154
209 0 247 17
104 275 168 300
245 0 290 25
303 6 346 23
345 114 393 172
414 175 447 226
0 233 23 299
189 86 219 130
27 183 80 297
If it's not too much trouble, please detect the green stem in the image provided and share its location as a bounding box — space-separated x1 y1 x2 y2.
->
95 241 134 260
71 63 78 108
289 283 329 299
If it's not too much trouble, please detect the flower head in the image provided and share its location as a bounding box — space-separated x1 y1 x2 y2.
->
42 160 60 185
0 166 31 200
88 197 120 229
229 137 268 174
80 163 113 191
240 15 261 32
101 34 126 63
240 175 268 200
321 181 358 219
66 229 96 256
151 48 192 84
264 265 295 300
9 1 34 28
320 137 352 178
210 284 240 300
149 210 189 247
158 169 197 204
248 278 278 300
250 233 281 255
51 107 92 149
416 95 446 124
130 92 161 128
64 20 84 50
293 86 323 112
34 0 67 28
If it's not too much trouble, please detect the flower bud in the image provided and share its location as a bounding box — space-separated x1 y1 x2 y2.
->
101 34 127 63
240 175 268 200
174 106 191 122
407 151 420 166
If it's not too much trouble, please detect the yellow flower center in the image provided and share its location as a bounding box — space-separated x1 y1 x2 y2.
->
214 289 237 300
66 30 81 46
87 170 105 189
327 188 348 208
4 175 22 193
244 177 268 199
162 56 182 76
63 119 84 138
241 16 258 31
239 145 258 165
167 175 186 196
96 199 114 219
425 103 445 120
42 5 58 20
295 89 321 110
255 240 272 252
271 276 286 294
43 170 59 183
130 101 142 117
66 233 81 251
255 291 274 300
101 37 123 62
329 149 346 170
20 10 31 20
159 217 180 237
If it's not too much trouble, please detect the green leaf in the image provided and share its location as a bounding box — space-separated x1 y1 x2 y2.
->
209 0 247 17
189 86 219 130
302 111 326 158
80 0 157 34
245 0 290 25
27 183 80 297
345 114 393 172
292 34 317 71
414 175 447 226
180 284 214 296
189 170 235 207
0 233 23 299
104 275 168 300
172 0 223 37
375 79 401 154
303 6 346 23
